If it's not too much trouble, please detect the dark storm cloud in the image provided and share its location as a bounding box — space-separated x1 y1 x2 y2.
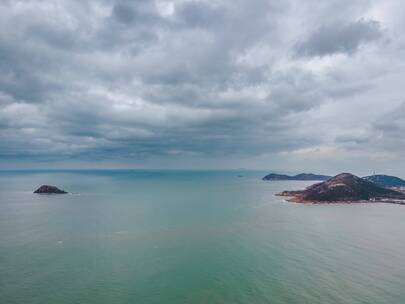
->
297 19 383 57
0 0 405 171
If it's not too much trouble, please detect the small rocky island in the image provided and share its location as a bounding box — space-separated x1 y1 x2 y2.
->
34 185 68 194
263 173 331 181
278 173 405 204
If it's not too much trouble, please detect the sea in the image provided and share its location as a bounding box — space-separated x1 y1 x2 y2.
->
0 170 404 304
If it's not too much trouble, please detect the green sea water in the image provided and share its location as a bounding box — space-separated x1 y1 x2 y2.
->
0 170 404 303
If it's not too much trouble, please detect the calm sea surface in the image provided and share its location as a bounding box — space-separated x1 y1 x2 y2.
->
0 170 404 303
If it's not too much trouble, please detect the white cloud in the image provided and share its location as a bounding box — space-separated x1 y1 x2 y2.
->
0 0 404 173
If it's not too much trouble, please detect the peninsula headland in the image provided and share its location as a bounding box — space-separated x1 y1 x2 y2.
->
278 173 405 204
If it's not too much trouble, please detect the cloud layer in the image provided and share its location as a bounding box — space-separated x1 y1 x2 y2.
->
1 0 405 174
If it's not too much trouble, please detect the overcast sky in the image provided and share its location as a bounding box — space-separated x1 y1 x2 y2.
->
1 0 405 175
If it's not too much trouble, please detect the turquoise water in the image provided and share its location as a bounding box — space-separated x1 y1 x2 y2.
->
1 170 405 303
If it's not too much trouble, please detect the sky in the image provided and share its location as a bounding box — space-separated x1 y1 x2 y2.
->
0 0 405 175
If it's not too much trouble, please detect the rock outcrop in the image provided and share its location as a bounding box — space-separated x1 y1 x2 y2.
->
34 185 68 194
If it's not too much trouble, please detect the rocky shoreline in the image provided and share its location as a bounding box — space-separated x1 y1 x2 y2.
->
280 195 405 205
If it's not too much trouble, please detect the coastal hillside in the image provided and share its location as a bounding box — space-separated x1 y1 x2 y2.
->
278 173 405 203
263 173 331 181
363 175 405 188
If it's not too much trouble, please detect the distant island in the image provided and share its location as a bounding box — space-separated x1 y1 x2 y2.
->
263 172 405 190
34 185 68 194
262 173 332 181
278 173 405 204
363 174 405 189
